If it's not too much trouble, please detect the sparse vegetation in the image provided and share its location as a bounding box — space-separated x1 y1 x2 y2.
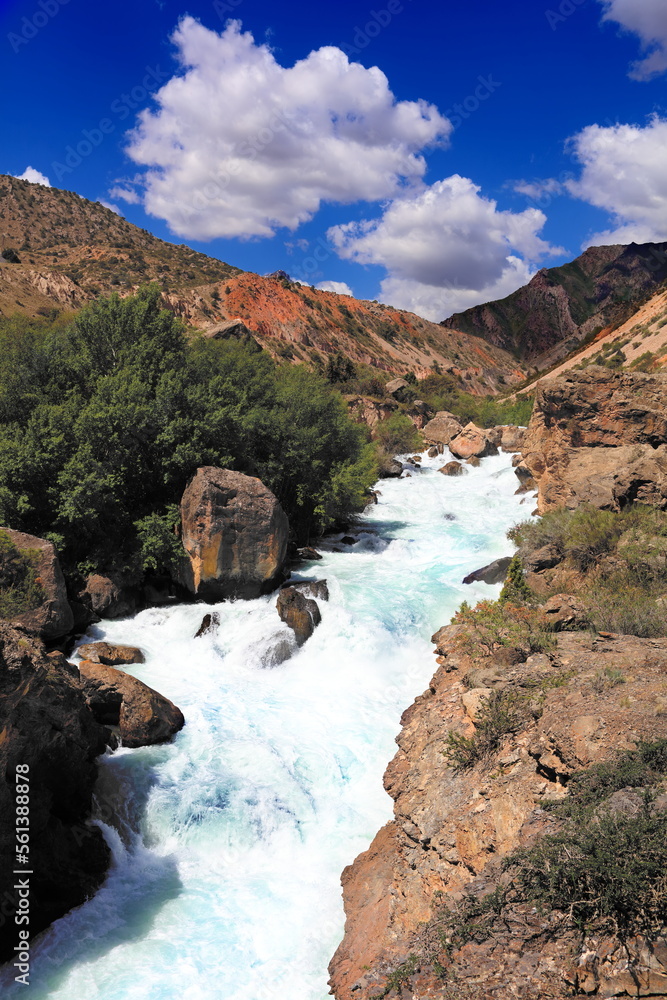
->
0 530 44 618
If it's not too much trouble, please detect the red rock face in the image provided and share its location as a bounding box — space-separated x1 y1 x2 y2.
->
0 527 73 639
179 467 289 600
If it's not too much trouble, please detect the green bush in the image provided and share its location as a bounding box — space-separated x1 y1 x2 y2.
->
0 287 377 579
442 689 529 771
499 554 533 604
451 599 554 657
417 373 533 428
0 530 44 618
374 412 423 455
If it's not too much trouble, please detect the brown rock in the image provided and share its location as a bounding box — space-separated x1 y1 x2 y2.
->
467 455 481 467
77 641 145 665
0 625 110 962
449 422 499 460
78 660 184 748
296 546 323 561
540 593 590 631
521 368 667 513
462 556 512 585
178 467 289 600
422 411 463 446
427 446 439 458
344 395 397 432
0 527 73 639
285 579 329 601
194 612 220 637
79 573 137 620
276 586 321 646
439 461 466 476
385 377 409 396
499 425 526 453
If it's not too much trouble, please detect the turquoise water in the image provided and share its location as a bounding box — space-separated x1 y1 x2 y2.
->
1 450 532 999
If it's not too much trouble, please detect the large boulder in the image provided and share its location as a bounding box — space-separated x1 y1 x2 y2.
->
78 573 138 620
277 586 321 646
78 660 185 748
439 461 466 477
462 556 512 586
449 422 499 460
422 411 463 446
499 425 526 453
0 528 73 639
178 467 289 601
0 625 110 962
521 368 667 513
77 641 145 666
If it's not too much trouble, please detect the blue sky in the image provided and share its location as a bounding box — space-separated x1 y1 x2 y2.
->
2 0 667 318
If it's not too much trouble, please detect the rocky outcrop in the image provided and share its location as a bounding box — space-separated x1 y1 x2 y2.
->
499 424 526 453
462 555 511 585
0 528 73 639
329 629 667 999
78 660 184 748
439 461 466 477
194 612 220 637
276 586 321 646
422 411 462 446
520 367 667 513
286 579 329 601
0 625 111 962
77 641 145 665
178 467 289 601
448 422 499 460
78 573 138 620
344 395 397 431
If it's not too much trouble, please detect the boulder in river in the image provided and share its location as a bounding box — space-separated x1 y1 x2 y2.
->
194 612 220 637
0 527 73 639
449 422 499 460
277 586 321 646
296 546 323 561
283 579 329 601
462 556 512 586
439 461 466 477
178 467 289 601
78 660 185 748
77 641 145 665
78 573 137 620
422 411 463 446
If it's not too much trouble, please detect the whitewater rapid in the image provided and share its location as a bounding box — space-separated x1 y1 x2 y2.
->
1 449 533 1000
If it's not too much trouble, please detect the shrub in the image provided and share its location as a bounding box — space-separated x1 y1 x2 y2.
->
566 505 620 570
451 599 554 657
442 689 528 771
374 412 423 455
584 578 667 637
499 554 533 604
0 530 44 618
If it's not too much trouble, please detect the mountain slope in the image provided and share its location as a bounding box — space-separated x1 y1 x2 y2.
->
0 175 527 389
441 242 667 361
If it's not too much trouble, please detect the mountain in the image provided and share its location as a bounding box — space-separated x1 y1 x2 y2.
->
441 241 667 362
0 174 525 389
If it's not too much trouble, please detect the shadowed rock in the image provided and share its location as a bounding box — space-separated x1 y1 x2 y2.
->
194 612 220 637
284 579 329 601
277 586 322 646
78 661 185 748
0 527 73 639
77 641 145 665
462 556 512 585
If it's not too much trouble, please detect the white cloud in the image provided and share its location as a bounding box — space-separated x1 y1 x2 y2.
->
14 166 51 186
566 117 667 244
599 0 667 80
98 200 122 215
328 175 563 321
109 185 141 205
316 280 354 296
513 178 564 201
125 17 451 240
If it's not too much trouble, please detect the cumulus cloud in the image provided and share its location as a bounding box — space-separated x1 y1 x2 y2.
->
14 166 50 186
316 280 354 296
566 116 667 244
328 175 563 321
109 185 141 205
599 0 667 80
512 178 565 201
125 17 451 240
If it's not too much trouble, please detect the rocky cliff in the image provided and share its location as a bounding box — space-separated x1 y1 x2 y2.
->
519 367 667 512
442 242 667 361
329 626 667 999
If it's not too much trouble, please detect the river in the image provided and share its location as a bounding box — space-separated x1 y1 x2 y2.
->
1 449 532 999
